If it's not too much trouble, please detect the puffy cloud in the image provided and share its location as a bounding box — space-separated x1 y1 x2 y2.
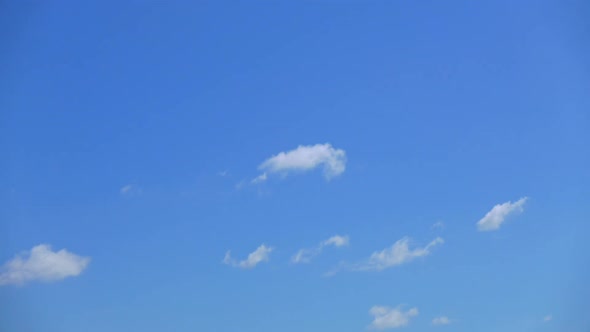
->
254 143 346 182
432 316 451 326
477 197 528 231
292 235 349 264
223 244 273 269
0 244 90 286
368 306 418 330
355 237 444 271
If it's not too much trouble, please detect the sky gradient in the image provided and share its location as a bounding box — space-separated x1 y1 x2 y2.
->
1 1 589 331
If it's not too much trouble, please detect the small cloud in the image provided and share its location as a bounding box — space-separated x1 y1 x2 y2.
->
0 244 90 286
477 197 528 231
432 316 451 326
323 235 350 247
218 170 230 177
431 221 445 230
292 235 349 264
353 237 444 272
120 184 142 196
223 244 273 269
292 249 314 264
543 315 552 322
252 143 346 183
368 305 418 330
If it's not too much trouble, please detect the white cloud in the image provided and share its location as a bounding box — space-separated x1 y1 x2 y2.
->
477 197 528 231
323 235 350 247
292 235 349 264
0 244 90 286
251 172 268 184
355 237 444 271
120 184 142 196
254 143 346 182
291 249 314 264
223 244 273 269
368 306 418 330
432 316 451 326
543 315 552 322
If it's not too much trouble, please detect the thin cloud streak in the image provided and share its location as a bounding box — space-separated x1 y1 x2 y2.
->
223 244 273 269
292 235 349 264
327 237 443 275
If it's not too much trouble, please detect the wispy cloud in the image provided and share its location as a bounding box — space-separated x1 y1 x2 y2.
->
431 221 445 230
477 197 528 231
120 184 142 196
354 237 444 272
432 316 451 326
325 237 443 276
0 244 90 286
368 306 418 330
292 235 349 264
543 315 552 322
252 143 346 183
235 180 247 190
251 172 268 184
223 244 273 269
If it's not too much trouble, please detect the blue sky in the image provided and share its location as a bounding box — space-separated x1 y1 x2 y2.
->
1 1 589 331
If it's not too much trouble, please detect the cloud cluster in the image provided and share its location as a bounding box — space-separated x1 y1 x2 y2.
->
7 133 540 332
0 244 90 286
292 235 350 264
477 197 528 231
223 245 273 269
253 143 346 183
368 306 418 330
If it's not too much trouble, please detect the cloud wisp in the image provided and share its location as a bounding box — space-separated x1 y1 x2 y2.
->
252 143 346 183
355 237 444 272
292 235 349 264
432 316 451 326
251 172 268 184
0 244 90 286
431 221 445 230
368 306 418 330
223 244 273 269
325 237 443 276
120 184 142 196
477 197 528 231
